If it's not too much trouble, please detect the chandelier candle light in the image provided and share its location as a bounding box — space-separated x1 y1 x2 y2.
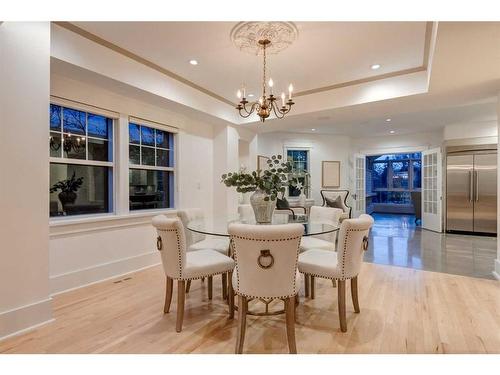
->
236 39 295 122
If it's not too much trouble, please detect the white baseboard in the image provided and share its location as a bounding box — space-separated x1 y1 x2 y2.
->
493 259 500 281
0 298 53 341
50 251 161 295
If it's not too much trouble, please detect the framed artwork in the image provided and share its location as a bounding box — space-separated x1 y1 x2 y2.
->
322 161 341 188
257 155 270 172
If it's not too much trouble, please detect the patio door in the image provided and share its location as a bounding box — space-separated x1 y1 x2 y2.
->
352 154 366 217
422 147 442 232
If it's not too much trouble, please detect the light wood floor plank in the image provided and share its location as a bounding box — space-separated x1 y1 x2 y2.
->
0 263 499 354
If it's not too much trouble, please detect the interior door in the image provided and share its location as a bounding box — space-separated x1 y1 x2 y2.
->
422 148 442 232
446 154 474 232
473 153 497 234
352 154 366 217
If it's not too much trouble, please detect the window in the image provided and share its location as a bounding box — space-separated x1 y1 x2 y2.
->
49 104 114 217
286 149 310 197
366 152 421 206
128 122 175 210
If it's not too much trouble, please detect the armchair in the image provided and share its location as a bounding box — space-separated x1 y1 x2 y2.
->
320 189 352 221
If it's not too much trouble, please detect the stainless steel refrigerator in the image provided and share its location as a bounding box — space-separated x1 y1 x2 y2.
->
446 149 497 235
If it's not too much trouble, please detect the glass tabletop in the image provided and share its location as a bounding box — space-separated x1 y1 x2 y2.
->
186 213 339 237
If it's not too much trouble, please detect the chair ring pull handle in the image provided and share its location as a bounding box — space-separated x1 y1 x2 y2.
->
156 236 163 251
362 236 369 251
257 249 274 269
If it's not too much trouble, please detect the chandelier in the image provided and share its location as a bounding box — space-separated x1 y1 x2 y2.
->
235 39 295 123
50 134 86 154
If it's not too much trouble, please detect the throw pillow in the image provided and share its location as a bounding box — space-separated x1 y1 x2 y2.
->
325 196 344 210
276 197 290 210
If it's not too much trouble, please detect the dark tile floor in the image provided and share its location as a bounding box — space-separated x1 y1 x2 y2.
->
364 213 497 279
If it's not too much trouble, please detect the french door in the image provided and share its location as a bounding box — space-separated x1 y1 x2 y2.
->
422 147 442 232
352 154 366 217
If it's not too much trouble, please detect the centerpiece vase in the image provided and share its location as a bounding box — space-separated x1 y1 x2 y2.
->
250 189 276 224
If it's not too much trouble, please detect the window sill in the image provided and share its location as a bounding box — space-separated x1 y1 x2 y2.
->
49 209 177 237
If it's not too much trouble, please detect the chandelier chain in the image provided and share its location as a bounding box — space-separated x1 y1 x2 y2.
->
262 42 267 99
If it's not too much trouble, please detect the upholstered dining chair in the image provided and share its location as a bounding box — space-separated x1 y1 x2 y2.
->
300 206 342 252
152 215 235 332
228 223 304 354
300 206 343 298
177 208 231 297
298 214 374 332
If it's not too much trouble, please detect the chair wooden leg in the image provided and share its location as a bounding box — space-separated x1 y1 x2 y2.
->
351 276 360 313
222 273 228 300
310 276 315 299
235 295 247 354
304 274 310 298
163 277 173 313
285 296 297 354
228 272 234 319
338 280 347 332
208 276 213 300
332 279 337 288
176 280 186 332
185 280 191 294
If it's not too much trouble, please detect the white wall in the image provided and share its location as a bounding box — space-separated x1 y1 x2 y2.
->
257 132 351 204
49 72 217 294
351 131 443 155
0 22 52 339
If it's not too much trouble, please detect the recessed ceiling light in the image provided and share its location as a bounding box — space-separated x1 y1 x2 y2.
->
311 128 316 131
189 59 198 65
386 118 392 122
389 130 395 134
371 64 381 70
248 93 254 98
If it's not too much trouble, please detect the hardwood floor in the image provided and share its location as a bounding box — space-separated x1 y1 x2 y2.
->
1 263 499 354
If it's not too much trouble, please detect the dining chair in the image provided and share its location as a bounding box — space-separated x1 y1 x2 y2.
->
298 214 374 332
152 215 235 332
300 206 342 252
300 206 343 297
228 223 304 354
177 208 231 297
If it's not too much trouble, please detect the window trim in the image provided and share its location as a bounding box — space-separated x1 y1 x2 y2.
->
49 101 116 218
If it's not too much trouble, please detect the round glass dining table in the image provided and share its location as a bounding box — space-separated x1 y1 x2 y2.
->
186 212 339 316
186 212 339 238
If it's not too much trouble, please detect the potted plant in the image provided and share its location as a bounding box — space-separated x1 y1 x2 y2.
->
50 172 84 211
221 155 292 223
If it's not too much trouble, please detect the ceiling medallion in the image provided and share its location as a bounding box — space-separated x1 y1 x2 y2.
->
232 22 297 123
230 21 298 55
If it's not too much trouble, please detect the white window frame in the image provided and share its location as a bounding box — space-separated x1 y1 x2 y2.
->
49 101 117 220
128 118 176 212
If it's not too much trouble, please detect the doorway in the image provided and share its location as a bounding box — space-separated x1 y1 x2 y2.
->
365 152 422 222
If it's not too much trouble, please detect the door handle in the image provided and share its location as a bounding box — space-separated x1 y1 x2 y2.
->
468 171 473 202
475 170 479 202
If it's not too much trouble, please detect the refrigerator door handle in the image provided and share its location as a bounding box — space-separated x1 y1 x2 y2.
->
475 170 479 202
468 170 473 202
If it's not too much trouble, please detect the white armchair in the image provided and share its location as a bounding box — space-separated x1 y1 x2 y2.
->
298 214 374 332
320 189 352 222
152 216 235 332
228 223 304 354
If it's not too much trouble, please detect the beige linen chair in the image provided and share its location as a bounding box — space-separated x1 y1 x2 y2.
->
152 216 235 332
177 208 231 297
298 214 374 332
228 223 304 354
